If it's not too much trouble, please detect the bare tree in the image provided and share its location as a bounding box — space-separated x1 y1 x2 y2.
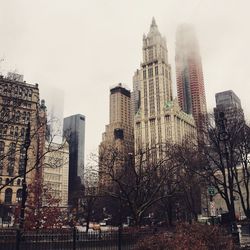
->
175 112 250 222
169 140 206 222
98 143 179 226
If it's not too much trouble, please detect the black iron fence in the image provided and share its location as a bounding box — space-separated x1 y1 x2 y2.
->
0 228 152 250
1 225 250 250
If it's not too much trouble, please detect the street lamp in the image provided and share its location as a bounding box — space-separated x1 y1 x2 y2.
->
217 112 236 223
19 122 31 230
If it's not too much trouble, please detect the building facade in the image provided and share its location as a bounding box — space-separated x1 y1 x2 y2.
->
131 69 141 125
42 141 69 207
134 18 196 156
175 24 207 141
214 90 244 128
63 114 85 205
0 74 46 223
99 83 134 188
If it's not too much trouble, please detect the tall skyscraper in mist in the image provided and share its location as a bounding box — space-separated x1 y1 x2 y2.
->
134 18 196 156
45 87 64 143
63 114 85 205
175 24 207 140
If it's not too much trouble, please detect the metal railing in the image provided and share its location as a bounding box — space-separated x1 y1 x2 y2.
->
0 228 151 250
1 225 250 250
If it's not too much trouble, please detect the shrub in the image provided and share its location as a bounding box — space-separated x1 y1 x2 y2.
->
134 223 236 250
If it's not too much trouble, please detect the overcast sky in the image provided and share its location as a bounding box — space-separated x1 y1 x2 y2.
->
1 0 250 160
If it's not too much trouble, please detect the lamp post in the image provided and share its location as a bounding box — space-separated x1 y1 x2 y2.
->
217 112 236 223
19 122 31 230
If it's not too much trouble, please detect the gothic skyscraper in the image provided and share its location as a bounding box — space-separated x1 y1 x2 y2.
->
134 18 196 156
175 24 207 140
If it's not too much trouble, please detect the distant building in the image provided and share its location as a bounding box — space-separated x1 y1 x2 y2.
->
45 87 64 144
214 90 244 128
0 74 46 223
42 141 69 207
63 114 85 205
175 24 207 142
99 83 134 189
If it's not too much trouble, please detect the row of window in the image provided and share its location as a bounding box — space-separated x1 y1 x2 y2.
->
0 141 26 176
2 188 22 204
2 97 32 109
0 177 22 186
143 66 159 80
0 124 27 140
0 108 31 123
0 83 33 100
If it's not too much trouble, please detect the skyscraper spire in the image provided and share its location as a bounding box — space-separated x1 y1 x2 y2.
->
148 17 159 36
151 17 157 27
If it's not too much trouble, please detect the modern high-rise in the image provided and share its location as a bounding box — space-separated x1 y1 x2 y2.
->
99 83 134 188
175 24 207 141
134 18 196 156
63 114 85 205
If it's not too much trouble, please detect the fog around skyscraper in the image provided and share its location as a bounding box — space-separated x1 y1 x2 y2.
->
45 87 65 144
1 0 250 158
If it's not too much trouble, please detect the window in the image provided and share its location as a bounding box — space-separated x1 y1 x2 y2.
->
148 48 153 61
4 188 13 203
28 89 32 98
8 143 15 176
7 161 14 176
17 179 21 186
155 66 158 75
16 189 22 202
3 84 8 94
148 68 153 78
19 147 26 175
26 112 30 121
24 88 28 97
143 70 146 79
14 127 18 138
0 141 4 170
16 111 20 122
3 125 8 135
8 143 16 155
19 87 23 97
114 129 124 140
10 126 14 137
22 112 26 122
2 108 10 121
20 128 25 138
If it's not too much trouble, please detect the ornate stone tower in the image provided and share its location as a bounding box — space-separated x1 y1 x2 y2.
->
134 18 196 157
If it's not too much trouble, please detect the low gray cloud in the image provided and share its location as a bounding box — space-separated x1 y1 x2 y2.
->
1 0 249 157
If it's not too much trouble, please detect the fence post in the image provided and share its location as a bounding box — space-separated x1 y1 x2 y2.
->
16 229 20 250
237 224 242 245
73 227 76 250
118 225 122 250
